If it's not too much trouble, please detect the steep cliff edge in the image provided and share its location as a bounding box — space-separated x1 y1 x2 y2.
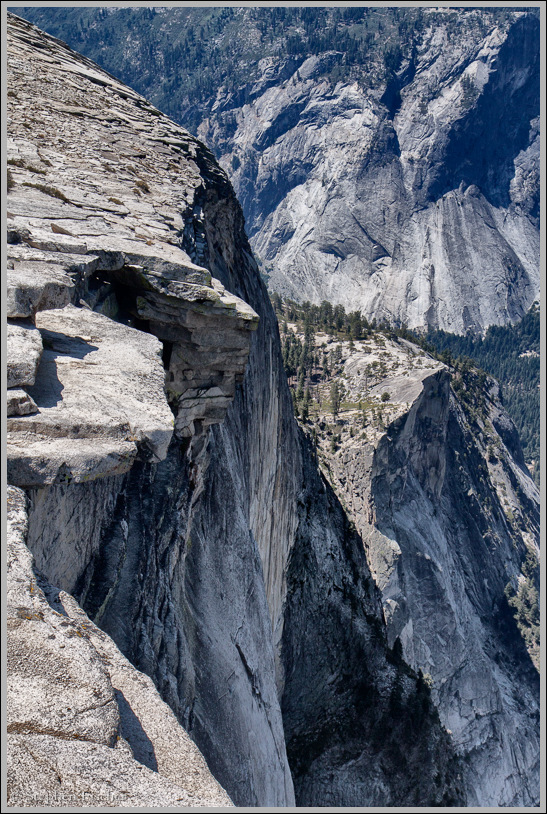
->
6 14 461 807
280 317 540 806
6 13 537 808
7 13 290 806
7 485 232 808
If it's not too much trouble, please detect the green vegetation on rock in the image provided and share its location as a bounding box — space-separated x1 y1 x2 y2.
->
423 304 540 485
505 547 540 670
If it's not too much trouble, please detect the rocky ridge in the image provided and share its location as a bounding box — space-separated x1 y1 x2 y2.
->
5 12 538 808
281 316 540 805
7 16 258 489
6 13 281 807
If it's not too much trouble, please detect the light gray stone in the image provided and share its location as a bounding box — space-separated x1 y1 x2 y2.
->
6 485 233 808
7 388 38 416
199 15 539 333
7 486 119 747
6 734 222 808
50 590 232 806
6 13 287 808
6 265 74 318
295 329 540 806
7 305 174 486
7 10 537 809
7 321 43 387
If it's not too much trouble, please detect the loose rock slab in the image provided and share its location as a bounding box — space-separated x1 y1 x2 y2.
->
6 264 75 318
7 321 43 388
7 305 174 487
7 388 38 416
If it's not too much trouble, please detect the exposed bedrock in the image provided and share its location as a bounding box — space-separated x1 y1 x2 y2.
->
199 13 539 332
318 338 540 806
6 485 233 808
7 13 290 807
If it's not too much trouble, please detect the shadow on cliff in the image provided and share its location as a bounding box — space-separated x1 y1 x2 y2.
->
280 429 463 807
115 689 159 772
426 15 539 210
26 330 99 409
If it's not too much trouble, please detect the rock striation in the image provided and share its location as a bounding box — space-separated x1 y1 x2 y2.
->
198 11 540 333
286 325 540 806
7 13 259 488
7 485 232 808
6 12 538 809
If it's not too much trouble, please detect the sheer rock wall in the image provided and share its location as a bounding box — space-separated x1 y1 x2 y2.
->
200 13 540 333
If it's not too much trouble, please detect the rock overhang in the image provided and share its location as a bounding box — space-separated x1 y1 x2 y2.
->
6 11 259 487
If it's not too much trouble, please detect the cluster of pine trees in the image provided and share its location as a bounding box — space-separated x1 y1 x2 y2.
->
505 547 540 669
274 297 403 435
424 304 540 485
271 292 380 340
273 295 540 487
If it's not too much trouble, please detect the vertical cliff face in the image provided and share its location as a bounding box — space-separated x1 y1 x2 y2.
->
279 436 463 807
7 486 233 809
6 13 462 806
6 13 292 806
294 330 540 806
198 12 539 333
6 13 538 809
368 376 540 806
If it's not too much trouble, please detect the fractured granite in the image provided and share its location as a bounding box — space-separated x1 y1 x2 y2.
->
9 10 538 808
7 305 174 487
7 264 74 318
7 321 43 388
7 388 38 417
6 486 233 808
7 12 258 452
6 12 285 808
7 11 259 481
294 328 540 806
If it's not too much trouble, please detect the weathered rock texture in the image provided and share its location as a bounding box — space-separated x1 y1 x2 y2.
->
198 12 540 333
288 326 540 806
6 12 289 807
7 485 232 808
6 12 538 809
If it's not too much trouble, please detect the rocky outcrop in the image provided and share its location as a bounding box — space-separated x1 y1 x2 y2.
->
198 12 539 333
291 327 540 806
6 13 285 807
6 11 259 481
5 13 460 807
366 370 540 806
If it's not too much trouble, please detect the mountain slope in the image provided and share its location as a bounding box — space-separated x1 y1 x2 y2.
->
275 303 540 805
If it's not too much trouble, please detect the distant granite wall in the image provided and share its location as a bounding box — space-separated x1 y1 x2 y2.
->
200 13 540 333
